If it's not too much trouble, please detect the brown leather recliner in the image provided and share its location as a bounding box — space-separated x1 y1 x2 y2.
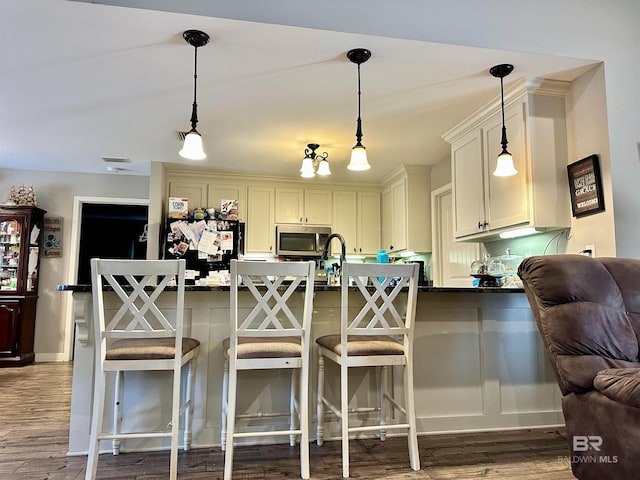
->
518 254 640 479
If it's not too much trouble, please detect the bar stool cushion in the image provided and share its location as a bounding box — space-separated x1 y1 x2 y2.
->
316 334 404 356
106 337 200 360
222 337 302 359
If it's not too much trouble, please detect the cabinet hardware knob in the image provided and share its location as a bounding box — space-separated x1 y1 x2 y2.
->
389 245 394 251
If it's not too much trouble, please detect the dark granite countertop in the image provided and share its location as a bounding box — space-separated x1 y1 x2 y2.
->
57 284 524 294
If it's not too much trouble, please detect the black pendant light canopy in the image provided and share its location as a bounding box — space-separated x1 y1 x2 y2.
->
179 29 210 160
347 48 372 171
490 63 517 176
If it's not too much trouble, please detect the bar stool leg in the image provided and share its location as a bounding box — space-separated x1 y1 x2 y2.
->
221 358 229 451
379 365 387 441
340 362 350 478
316 354 325 446
86 369 107 480
112 370 123 455
404 362 420 471
184 358 197 451
290 369 297 447
223 362 238 480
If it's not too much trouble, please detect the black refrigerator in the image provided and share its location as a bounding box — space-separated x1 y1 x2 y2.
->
163 217 243 283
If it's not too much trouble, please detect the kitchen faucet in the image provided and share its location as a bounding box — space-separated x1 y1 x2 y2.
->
322 233 346 267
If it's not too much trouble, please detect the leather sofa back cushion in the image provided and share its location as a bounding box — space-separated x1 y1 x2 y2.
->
600 257 640 344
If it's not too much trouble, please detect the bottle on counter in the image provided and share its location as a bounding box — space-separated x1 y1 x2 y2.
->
327 266 335 286
377 249 389 283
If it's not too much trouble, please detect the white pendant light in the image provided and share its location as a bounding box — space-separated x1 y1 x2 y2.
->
347 48 372 172
299 143 331 178
490 63 517 177
179 30 209 160
179 130 206 160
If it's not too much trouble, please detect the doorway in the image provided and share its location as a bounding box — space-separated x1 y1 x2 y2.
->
76 203 148 284
63 196 149 360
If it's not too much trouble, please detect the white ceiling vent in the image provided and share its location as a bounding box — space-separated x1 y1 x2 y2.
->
174 131 188 141
101 156 131 164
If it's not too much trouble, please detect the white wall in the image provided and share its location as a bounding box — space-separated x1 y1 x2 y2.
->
565 64 616 257
430 156 452 192
0 169 148 361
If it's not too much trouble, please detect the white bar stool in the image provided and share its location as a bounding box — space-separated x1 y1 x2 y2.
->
315 261 420 478
85 258 199 480
221 259 315 480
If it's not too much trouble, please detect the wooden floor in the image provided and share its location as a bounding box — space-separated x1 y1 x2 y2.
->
0 362 576 479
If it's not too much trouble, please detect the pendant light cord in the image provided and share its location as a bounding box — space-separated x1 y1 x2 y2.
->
500 75 508 151
189 46 199 131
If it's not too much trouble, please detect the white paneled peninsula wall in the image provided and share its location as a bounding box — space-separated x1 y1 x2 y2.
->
66 287 561 454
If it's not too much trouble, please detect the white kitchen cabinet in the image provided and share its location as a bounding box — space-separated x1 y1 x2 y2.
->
207 182 246 221
275 187 332 225
357 191 381 255
167 181 208 209
246 186 275 254
332 190 380 256
381 165 431 254
444 78 571 241
167 179 246 220
331 191 357 256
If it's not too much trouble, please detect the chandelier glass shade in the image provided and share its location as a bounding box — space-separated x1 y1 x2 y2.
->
300 143 330 178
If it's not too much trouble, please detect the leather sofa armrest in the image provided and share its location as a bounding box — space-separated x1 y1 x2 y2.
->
594 368 640 409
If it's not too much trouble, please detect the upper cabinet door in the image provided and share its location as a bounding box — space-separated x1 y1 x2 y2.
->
246 186 275 253
304 189 332 225
451 129 485 238
357 192 381 255
332 191 357 255
275 188 304 224
207 182 247 221
167 181 208 209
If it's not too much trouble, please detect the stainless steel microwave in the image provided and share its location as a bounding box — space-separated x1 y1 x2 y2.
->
275 225 331 257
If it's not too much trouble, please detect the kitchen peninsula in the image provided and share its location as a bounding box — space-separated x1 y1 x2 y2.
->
60 283 562 455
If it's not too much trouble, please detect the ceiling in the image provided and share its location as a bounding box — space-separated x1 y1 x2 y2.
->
0 0 599 183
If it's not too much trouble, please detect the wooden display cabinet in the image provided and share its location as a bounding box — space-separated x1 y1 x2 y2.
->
0 205 46 367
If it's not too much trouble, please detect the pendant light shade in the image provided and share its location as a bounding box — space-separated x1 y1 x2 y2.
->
490 63 517 177
179 30 209 160
316 158 331 176
347 48 372 172
348 144 369 171
179 130 206 160
494 149 518 176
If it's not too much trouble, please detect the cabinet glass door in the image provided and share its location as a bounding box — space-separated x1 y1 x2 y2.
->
0 219 21 292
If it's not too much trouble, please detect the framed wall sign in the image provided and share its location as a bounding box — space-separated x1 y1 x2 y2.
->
567 154 605 218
